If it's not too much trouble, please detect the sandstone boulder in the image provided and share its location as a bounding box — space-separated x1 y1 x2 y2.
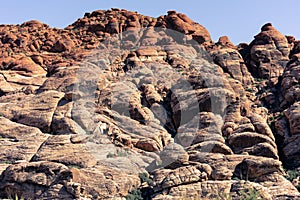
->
0 90 64 132
247 23 290 82
0 117 48 162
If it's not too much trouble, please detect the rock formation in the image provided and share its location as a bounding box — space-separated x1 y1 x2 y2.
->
0 8 299 199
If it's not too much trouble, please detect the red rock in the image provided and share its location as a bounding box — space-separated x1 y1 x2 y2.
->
0 9 299 200
217 36 235 48
21 20 45 28
51 36 75 52
246 23 290 84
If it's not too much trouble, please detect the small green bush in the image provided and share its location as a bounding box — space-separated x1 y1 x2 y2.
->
240 188 262 200
257 103 264 107
0 160 13 164
106 152 115 158
285 169 300 182
106 149 129 158
139 172 153 185
67 165 81 169
283 169 300 192
125 189 143 200
245 88 254 93
116 149 128 157
215 187 262 200
256 78 265 82
216 191 232 200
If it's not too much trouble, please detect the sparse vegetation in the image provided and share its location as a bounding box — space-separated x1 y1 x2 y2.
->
245 87 255 93
125 172 153 200
257 103 264 107
240 188 262 200
125 188 143 200
67 165 82 169
215 187 261 200
139 172 153 185
219 193 232 200
106 149 129 158
0 160 14 164
282 168 300 191
284 169 300 182
268 115 275 123
106 152 115 158
117 149 128 157
256 78 265 82
216 190 232 200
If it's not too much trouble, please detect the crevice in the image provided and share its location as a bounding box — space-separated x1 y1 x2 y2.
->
29 135 50 162
162 90 178 138
48 97 69 135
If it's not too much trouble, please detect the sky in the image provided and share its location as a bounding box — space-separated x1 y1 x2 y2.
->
1 0 299 45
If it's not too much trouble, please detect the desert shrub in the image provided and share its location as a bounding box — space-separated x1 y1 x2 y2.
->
106 149 129 158
125 189 143 200
256 78 265 82
139 172 153 185
67 165 81 169
116 149 128 157
216 191 232 200
240 188 262 200
106 152 115 158
284 169 300 191
217 186 262 200
285 169 300 182
245 88 254 93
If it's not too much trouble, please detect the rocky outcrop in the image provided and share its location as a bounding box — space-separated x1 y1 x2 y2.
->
281 54 300 106
273 102 300 168
0 117 48 162
164 11 212 45
149 152 297 199
0 90 64 132
210 36 254 85
0 8 299 200
245 23 290 83
0 161 141 199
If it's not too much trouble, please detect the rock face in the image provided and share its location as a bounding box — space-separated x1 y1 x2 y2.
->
245 23 290 83
0 117 48 162
209 36 253 85
0 90 64 132
0 8 300 200
281 54 300 106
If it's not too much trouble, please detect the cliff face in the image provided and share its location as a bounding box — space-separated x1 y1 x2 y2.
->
0 9 300 199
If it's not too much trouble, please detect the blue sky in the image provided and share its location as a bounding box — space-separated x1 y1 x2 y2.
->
1 0 299 44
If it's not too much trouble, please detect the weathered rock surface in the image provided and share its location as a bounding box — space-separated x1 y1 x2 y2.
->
281 55 300 106
0 161 79 199
0 117 48 162
0 8 299 200
210 36 254 85
246 23 290 82
0 90 64 132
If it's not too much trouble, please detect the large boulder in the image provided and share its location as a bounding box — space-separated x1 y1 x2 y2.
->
247 23 290 82
0 91 64 132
